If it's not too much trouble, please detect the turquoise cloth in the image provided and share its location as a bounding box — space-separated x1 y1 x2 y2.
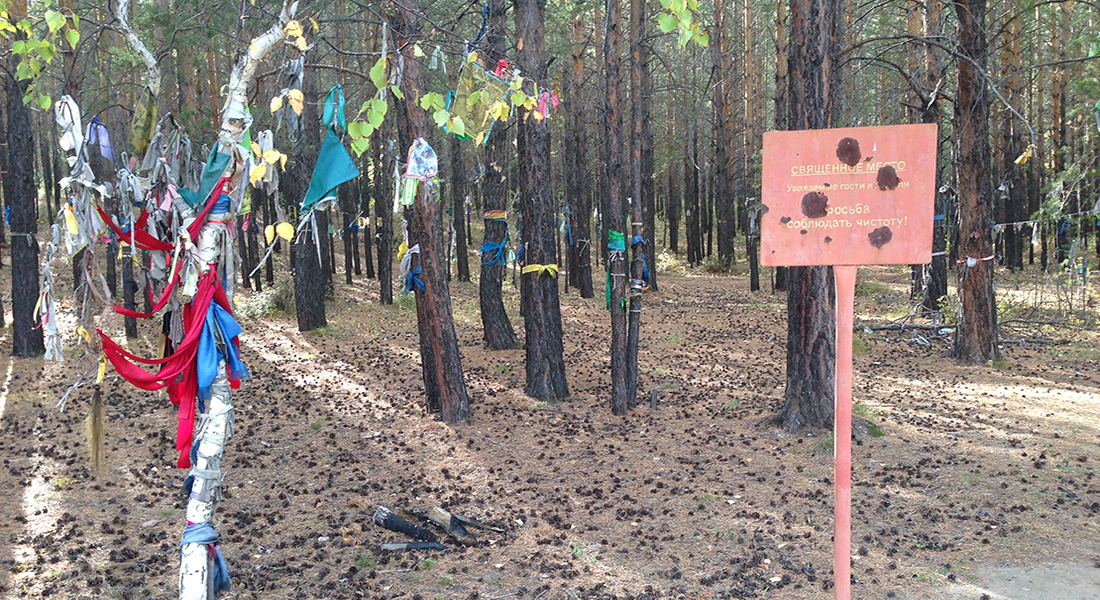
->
301 128 360 211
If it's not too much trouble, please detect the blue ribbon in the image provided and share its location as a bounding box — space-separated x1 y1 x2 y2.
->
481 241 507 266
933 214 945 221
405 266 424 292
631 235 650 284
181 522 231 597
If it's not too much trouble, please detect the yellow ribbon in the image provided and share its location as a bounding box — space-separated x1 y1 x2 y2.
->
521 263 558 278
96 355 107 385
1013 143 1037 165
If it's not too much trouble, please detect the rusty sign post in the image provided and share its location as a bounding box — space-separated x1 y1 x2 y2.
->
761 123 938 600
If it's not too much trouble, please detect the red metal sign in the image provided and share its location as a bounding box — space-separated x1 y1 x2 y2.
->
760 123 938 267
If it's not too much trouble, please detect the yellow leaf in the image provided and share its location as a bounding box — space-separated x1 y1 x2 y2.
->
532 109 544 121
309 17 319 32
262 149 282 164
250 43 259 52
250 142 261 157
467 51 478 64
279 154 288 170
270 95 283 113
264 225 275 245
249 163 267 186
288 89 304 115
517 37 524 51
284 20 303 38
295 36 307 51
276 221 295 241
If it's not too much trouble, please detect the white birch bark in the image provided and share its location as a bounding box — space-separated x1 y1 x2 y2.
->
178 2 297 598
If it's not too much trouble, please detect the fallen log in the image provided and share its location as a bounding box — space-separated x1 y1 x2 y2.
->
380 542 447 552
427 506 477 545
449 511 505 533
373 506 438 542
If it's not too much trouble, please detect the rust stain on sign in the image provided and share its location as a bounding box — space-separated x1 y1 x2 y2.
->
761 123 937 267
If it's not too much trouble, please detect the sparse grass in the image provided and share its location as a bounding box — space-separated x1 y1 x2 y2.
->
656 249 687 276
852 401 873 417
865 422 885 438
397 291 416 311
437 575 453 587
988 358 1009 370
417 557 437 570
531 401 549 409
853 334 871 355
54 477 75 488
855 279 890 297
814 433 835 457
311 421 324 431
696 493 721 504
700 255 733 274
236 276 295 318
494 362 509 374
157 508 176 517
724 399 739 409
658 332 689 345
356 553 375 570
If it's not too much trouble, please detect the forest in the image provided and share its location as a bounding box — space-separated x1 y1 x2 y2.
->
0 0 1098 598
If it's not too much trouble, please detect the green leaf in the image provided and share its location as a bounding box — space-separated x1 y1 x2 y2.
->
658 0 672 8
372 98 388 117
37 95 51 110
693 30 709 47
64 28 78 48
361 123 375 137
44 9 64 32
679 8 692 27
433 109 449 128
419 93 434 110
38 43 55 63
468 90 481 106
450 116 465 137
367 108 384 128
658 13 676 33
390 85 403 100
12 39 24 54
678 28 691 48
511 90 527 106
70 14 78 28
413 43 425 57
369 57 387 92
351 137 370 157
347 121 363 138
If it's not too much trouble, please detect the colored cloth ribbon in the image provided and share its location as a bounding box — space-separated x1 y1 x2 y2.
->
484 210 507 220
302 128 361 211
98 270 245 468
86 117 115 163
481 239 508 266
181 522 231 597
607 231 626 310
521 263 558 278
322 84 347 132
405 266 424 292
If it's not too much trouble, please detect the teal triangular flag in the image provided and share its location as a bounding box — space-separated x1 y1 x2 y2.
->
186 146 232 209
301 129 360 211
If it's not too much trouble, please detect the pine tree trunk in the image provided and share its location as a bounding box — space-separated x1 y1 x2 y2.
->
451 135 470 282
341 179 354 285
6 30 44 357
375 136 393 303
604 0 631 415
516 0 568 401
950 0 1000 363
395 0 473 424
567 17 594 298
776 0 839 432
478 0 520 350
292 60 327 332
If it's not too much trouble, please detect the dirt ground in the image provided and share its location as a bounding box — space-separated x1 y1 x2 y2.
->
1 245 1099 600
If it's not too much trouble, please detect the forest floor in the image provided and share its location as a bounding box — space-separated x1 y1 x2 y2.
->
1 244 1099 600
